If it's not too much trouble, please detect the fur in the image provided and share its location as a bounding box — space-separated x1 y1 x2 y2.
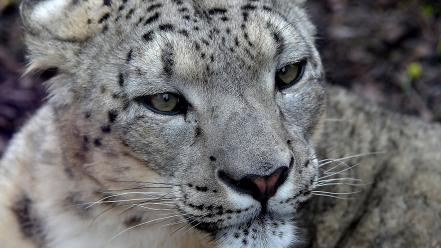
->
1 0 324 247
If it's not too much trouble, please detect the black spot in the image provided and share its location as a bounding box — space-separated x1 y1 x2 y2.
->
209 156 216 162
183 15 191 20
143 31 154 41
65 193 92 218
125 8 135 19
194 42 201 50
263 5 273 11
118 73 124 87
94 138 102 147
241 4 257 11
242 11 249 22
201 39 210 46
235 37 240 46
39 67 58 81
84 112 91 119
242 239 248 245
144 12 160 25
103 0 112 6
178 29 189 37
87 18 92 24
126 49 133 62
172 0 183 5
136 17 144 25
193 26 200 31
303 160 310 167
147 3 162 12
102 24 109 33
11 195 43 244
83 135 90 144
210 54 214 62
98 13 110 23
201 53 206 59
220 16 229 22
159 24 174 32
195 127 202 136
188 183 193 187
100 85 107 94
161 44 175 76
195 186 208 192
101 125 111 133
208 8 227 15
234 233 240 238
124 216 143 227
226 27 231 34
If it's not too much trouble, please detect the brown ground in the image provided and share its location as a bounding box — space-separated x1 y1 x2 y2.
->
0 0 440 155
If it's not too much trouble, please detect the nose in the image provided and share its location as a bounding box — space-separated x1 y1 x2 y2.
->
218 166 290 204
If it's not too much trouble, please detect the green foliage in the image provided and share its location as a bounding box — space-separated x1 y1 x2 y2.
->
406 62 423 81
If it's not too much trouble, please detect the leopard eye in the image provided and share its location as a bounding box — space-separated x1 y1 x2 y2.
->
276 60 307 90
136 93 188 115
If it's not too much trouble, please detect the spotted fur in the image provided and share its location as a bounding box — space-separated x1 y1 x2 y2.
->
1 0 323 247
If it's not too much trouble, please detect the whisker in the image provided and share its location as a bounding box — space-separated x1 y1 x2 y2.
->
318 163 362 180
109 214 183 242
312 190 361 195
318 177 363 183
105 179 181 186
105 186 174 191
319 152 385 167
84 192 173 209
315 182 368 187
84 198 176 207
312 193 355 200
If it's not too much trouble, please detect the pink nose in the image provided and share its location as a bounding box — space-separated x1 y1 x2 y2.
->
218 166 290 204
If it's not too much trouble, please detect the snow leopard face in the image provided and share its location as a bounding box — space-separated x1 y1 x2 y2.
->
21 0 325 247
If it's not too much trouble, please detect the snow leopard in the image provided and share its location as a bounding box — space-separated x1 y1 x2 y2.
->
0 0 325 247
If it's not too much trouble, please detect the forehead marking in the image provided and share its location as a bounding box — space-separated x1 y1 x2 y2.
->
142 31 154 41
159 24 175 32
161 43 175 77
147 3 163 12
144 12 160 25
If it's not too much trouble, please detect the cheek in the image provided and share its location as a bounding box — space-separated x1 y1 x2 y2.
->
277 85 325 135
122 117 196 174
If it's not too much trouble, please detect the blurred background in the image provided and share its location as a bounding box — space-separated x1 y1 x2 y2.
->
0 0 440 155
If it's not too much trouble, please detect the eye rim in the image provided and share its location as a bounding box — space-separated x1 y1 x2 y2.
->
275 59 307 90
135 92 188 116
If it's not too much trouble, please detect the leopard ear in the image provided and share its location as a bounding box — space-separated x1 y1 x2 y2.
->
20 0 108 41
20 0 110 74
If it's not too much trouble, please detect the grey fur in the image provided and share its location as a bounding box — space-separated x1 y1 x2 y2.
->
17 0 325 246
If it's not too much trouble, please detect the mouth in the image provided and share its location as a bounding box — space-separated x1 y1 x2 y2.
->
185 201 301 234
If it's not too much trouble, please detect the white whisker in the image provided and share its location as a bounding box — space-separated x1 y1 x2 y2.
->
318 177 363 183
319 152 385 167
318 163 362 180
312 190 361 195
312 193 355 200
109 214 182 242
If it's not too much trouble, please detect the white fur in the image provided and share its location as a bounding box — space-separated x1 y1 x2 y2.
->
31 0 68 24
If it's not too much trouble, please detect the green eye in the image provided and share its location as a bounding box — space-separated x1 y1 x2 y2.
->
136 93 188 115
276 60 307 90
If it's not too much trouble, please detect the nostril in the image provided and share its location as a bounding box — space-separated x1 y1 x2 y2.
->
217 166 291 203
217 170 255 196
